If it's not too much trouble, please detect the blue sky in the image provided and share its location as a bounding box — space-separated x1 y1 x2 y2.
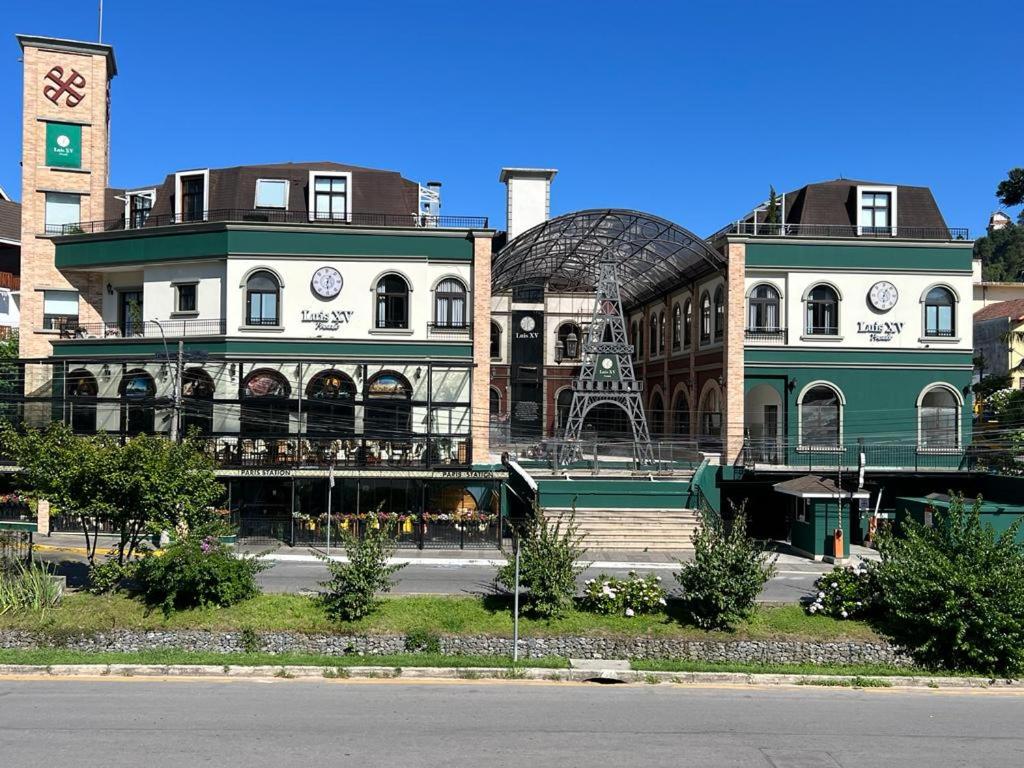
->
3 0 1021 236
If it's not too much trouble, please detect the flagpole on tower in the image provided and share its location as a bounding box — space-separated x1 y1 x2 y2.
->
98 0 104 42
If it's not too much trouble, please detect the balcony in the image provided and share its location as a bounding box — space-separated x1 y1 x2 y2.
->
56 318 227 339
202 435 472 470
745 327 787 345
427 322 472 340
47 209 490 237
714 222 969 241
742 438 969 473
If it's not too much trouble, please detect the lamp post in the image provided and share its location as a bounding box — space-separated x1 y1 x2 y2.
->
151 319 183 442
565 331 579 360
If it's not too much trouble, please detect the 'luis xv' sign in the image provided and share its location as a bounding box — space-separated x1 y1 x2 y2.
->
301 309 354 331
857 320 903 342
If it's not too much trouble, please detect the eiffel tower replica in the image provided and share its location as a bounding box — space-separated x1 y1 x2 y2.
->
562 257 653 465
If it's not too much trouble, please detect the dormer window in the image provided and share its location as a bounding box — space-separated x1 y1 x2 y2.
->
255 179 288 209
126 190 155 229
174 170 209 223
309 171 351 222
857 185 897 236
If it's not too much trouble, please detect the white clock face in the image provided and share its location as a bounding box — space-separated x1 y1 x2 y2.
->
600 357 613 370
869 281 899 311
519 316 536 332
311 267 343 299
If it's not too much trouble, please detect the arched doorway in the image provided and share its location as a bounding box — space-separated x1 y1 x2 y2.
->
745 383 783 462
66 369 97 434
697 383 722 449
671 389 690 438
581 401 631 440
305 369 357 437
120 369 157 435
649 390 665 437
181 368 215 436
365 371 412 436
241 369 291 436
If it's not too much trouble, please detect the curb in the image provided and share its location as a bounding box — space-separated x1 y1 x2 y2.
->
0 664 1019 690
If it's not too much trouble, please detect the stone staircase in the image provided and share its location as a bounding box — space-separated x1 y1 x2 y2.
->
542 507 700 552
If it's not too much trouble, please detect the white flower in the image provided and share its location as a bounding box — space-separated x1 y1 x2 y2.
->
830 582 838 588
818 591 826 599
624 608 635 617
608 590 617 598
585 579 594 585
659 598 667 605
840 610 848 618
809 604 818 613
856 601 863 607
656 576 662 582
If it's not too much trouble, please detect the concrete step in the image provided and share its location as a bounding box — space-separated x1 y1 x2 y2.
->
540 506 700 551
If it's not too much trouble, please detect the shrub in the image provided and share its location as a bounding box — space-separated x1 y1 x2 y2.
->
496 509 587 619
675 502 777 630
0 561 62 615
581 571 667 617
805 565 873 619
872 494 1024 676
318 522 405 622
404 628 441 654
86 557 140 595
136 532 266 615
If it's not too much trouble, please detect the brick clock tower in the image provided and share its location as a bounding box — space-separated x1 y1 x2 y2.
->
17 35 116 363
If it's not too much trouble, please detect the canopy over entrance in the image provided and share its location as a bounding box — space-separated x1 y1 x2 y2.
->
491 209 727 305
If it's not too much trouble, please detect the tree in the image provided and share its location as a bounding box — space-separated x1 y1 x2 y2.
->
975 223 1024 281
997 168 1024 210
764 185 780 225
0 331 19 429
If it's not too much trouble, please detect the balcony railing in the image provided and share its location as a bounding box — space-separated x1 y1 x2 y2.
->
742 438 970 472
745 327 787 345
714 222 969 241
47 209 489 236
56 318 227 339
203 435 472 470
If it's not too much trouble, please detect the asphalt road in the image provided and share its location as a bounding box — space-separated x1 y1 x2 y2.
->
1 678 1022 767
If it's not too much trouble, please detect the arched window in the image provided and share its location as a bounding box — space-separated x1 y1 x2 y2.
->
805 285 839 336
556 322 582 361
241 369 291 436
672 304 682 351
556 387 573 433
924 287 955 338
434 278 467 328
245 270 280 326
658 311 666 353
181 368 215 436
375 274 409 329
305 370 357 437
800 384 842 447
748 285 781 331
489 387 501 417
637 322 644 361
698 386 721 440
649 391 665 436
684 299 693 347
490 322 502 360
649 314 658 356
365 371 412 436
919 385 960 449
120 369 157 435
66 369 97 434
699 293 711 344
672 390 690 436
714 286 725 341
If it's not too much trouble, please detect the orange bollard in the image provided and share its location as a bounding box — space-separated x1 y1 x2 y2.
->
833 527 844 559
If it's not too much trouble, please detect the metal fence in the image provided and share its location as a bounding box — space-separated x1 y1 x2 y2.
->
0 530 32 574
742 438 970 472
493 431 703 474
241 514 504 550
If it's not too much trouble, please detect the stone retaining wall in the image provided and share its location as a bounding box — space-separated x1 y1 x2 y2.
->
0 630 911 666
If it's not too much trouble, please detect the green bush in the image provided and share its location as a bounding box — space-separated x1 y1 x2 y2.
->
318 522 405 622
806 565 872 619
0 561 62 615
86 558 140 595
136 533 266 615
872 494 1024 676
675 502 776 630
496 509 587 619
581 571 667 617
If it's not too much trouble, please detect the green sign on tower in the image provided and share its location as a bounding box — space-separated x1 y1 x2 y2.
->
45 122 82 169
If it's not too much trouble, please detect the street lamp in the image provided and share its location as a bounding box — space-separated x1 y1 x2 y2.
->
565 331 579 360
151 318 182 442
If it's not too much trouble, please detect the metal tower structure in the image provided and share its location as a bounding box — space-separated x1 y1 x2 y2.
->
562 257 653 464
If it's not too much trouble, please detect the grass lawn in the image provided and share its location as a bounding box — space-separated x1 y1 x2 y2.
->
0 592 882 642
629 659 940 677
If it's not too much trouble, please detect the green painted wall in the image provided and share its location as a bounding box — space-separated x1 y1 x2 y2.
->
536 479 691 510
51 338 473 359
55 226 472 269
746 348 973 368
688 459 721 516
896 496 1024 545
744 242 973 272
788 498 852 558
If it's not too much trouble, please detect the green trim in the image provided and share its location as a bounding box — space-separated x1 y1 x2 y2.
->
744 242 973 272
536 479 691 510
745 348 974 367
0 520 37 532
51 338 473 359
55 226 473 269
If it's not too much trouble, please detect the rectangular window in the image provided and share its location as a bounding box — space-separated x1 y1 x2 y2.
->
42 289 79 330
175 283 197 313
128 192 154 228
313 176 348 221
255 179 288 209
44 192 81 235
859 191 891 234
180 175 205 222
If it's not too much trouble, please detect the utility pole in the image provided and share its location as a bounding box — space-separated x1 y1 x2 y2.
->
173 339 184 442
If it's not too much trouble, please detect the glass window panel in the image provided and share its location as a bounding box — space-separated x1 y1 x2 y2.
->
256 179 287 208
45 193 81 232
43 290 79 315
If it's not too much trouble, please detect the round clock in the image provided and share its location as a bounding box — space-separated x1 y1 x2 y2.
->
311 266 343 299
868 281 899 311
600 358 614 370
519 316 536 332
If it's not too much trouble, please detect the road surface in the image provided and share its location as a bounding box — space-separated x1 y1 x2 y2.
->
1 678 1021 767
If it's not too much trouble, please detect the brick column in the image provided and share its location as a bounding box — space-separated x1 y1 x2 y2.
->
470 232 494 463
722 242 746 464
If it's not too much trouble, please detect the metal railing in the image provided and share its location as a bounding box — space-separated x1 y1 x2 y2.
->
57 318 227 339
715 222 970 241
742 437 970 472
0 530 32 573
745 327 787 344
496 434 703 474
426 322 473 340
203 435 472 470
47 209 489 236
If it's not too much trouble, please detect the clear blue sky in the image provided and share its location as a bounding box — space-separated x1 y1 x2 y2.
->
3 0 1021 236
